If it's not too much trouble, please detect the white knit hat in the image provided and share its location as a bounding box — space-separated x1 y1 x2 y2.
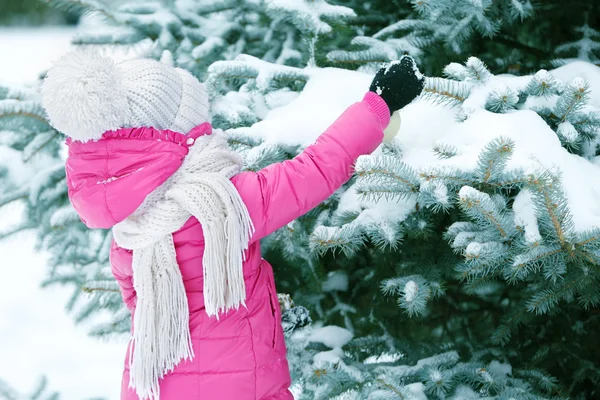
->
41 51 210 142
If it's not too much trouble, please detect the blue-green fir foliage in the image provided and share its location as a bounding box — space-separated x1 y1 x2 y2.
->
1 0 599 398
0 375 60 400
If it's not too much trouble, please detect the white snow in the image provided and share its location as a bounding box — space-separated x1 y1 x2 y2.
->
421 179 449 204
513 190 542 243
265 0 355 35
289 382 303 399
487 360 512 378
329 390 360 400
411 59 424 81
551 61 600 107
428 368 443 381
458 186 480 201
335 184 417 234
406 383 428 400
384 59 400 74
557 121 578 142
235 67 373 146
191 36 225 59
308 325 353 349
465 242 484 258
236 59 600 234
450 385 481 399
363 352 404 364
0 222 125 399
444 62 469 80
313 348 344 364
397 92 600 232
403 280 419 302
211 91 256 124
322 270 349 292
0 28 124 399
0 147 34 186
0 27 75 85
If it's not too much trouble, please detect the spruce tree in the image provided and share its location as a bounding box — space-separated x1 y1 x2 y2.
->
1 0 599 398
210 53 600 399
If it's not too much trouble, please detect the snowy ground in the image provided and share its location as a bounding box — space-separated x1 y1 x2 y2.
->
0 27 124 400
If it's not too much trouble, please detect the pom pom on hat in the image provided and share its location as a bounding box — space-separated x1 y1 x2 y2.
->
42 50 210 141
41 51 132 142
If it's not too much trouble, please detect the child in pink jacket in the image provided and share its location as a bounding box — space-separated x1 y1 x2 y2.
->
41 52 424 400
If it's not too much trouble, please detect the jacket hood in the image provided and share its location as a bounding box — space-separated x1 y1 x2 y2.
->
65 123 212 229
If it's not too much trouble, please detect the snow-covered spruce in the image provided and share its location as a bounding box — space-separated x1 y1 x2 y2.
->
2 0 600 398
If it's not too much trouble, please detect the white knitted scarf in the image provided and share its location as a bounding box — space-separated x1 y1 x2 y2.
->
112 131 254 400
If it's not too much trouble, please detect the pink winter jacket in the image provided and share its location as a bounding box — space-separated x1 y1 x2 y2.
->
64 92 389 400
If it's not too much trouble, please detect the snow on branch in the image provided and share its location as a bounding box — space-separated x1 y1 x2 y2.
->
207 54 309 92
265 0 355 36
421 77 470 107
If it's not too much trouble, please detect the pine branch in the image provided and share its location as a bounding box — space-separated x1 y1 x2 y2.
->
421 77 470 107
476 137 515 183
420 171 472 186
192 0 239 15
22 130 58 162
81 286 119 293
508 245 563 282
457 259 502 282
355 155 421 198
376 379 410 399
531 179 570 248
485 177 530 188
43 0 116 22
0 110 48 125
329 58 390 65
527 276 582 315
0 188 28 208
554 79 590 124
0 221 36 240
356 169 418 190
462 274 500 295
575 233 600 247
458 189 509 239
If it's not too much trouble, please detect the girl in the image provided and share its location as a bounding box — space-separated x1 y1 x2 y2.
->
41 52 425 400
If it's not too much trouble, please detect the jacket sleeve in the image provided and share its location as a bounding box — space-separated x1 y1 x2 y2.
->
232 92 390 243
109 240 137 312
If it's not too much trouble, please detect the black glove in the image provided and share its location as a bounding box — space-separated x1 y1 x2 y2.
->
369 55 425 113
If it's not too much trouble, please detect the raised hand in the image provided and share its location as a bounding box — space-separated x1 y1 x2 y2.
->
370 55 426 114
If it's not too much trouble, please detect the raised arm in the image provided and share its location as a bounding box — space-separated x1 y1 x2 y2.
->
233 56 425 243
233 92 389 242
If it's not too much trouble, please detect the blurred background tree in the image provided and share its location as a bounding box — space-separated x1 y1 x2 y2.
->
0 0 78 26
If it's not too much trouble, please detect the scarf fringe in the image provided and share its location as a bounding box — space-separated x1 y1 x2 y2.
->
113 131 252 400
166 175 254 318
128 240 195 400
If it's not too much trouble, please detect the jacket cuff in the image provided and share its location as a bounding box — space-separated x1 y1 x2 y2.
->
363 91 391 129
